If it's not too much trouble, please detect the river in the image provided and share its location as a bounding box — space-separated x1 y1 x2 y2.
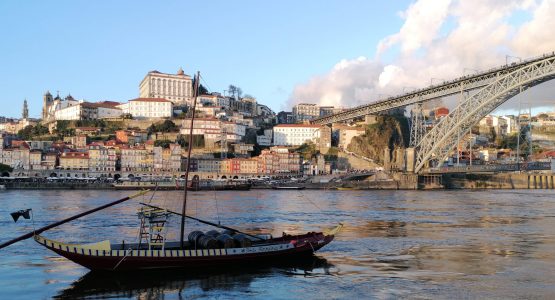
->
1 189 555 299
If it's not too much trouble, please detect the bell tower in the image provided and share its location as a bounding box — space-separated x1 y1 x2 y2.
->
42 91 53 120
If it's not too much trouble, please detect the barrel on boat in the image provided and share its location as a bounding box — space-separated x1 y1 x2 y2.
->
197 235 218 249
216 234 236 248
233 233 252 247
221 229 236 236
255 234 273 240
205 230 220 238
188 231 204 244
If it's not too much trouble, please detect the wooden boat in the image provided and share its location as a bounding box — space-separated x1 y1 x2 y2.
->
336 187 354 190
271 186 306 190
33 224 341 271
2 71 341 272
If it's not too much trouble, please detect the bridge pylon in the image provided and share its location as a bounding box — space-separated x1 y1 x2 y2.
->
409 102 425 148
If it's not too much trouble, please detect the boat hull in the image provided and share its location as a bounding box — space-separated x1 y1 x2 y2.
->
35 228 339 271
271 186 306 190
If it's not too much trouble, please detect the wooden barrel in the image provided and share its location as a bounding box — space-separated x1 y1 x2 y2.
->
198 235 218 249
188 231 204 244
221 229 236 236
233 234 252 248
216 234 236 248
206 230 220 238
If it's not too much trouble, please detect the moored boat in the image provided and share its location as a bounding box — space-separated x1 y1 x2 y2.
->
33 224 341 271
272 186 306 190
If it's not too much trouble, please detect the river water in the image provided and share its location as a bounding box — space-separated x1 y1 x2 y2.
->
1 189 555 299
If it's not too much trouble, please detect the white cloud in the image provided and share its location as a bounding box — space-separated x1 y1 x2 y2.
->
377 0 452 56
289 0 555 111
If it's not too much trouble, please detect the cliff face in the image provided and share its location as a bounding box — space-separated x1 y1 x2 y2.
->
347 115 410 164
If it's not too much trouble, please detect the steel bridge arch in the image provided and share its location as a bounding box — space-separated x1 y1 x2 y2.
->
414 55 555 173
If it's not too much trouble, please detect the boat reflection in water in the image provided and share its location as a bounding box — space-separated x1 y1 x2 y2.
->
56 256 331 299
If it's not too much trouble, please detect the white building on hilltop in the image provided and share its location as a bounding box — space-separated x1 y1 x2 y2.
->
119 98 173 119
139 68 193 105
54 101 122 120
273 124 323 146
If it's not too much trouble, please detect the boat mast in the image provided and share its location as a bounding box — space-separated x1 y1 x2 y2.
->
180 71 200 248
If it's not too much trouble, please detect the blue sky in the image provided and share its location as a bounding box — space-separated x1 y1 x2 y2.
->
0 1 411 118
1 1 553 119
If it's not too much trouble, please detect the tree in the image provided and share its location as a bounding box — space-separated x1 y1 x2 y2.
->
17 124 50 140
147 120 179 134
0 163 13 173
489 126 497 143
199 84 209 95
177 135 205 148
243 94 255 99
192 76 209 95
228 85 238 99
154 139 172 149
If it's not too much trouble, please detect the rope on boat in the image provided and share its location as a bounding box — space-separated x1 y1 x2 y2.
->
112 247 133 270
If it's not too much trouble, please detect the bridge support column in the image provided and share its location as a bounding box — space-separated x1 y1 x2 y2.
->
384 147 391 171
405 147 415 173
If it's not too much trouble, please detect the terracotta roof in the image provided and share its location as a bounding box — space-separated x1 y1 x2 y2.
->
62 152 89 159
129 98 172 103
12 141 30 149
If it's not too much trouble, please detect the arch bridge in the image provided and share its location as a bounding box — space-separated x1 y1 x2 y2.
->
414 53 555 173
310 52 555 174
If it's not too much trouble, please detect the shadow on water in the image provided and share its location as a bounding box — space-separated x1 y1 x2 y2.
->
54 256 332 299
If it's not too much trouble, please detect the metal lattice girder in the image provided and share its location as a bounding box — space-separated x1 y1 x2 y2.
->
311 53 555 125
409 103 425 147
414 55 555 173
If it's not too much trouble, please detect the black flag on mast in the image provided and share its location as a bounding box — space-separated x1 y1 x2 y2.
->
10 209 32 222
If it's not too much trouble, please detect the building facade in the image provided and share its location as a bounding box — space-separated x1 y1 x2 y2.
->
139 69 193 105
59 152 90 170
122 98 173 119
88 143 117 173
293 103 320 122
273 124 323 146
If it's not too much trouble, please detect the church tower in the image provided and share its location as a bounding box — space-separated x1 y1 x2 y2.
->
22 99 29 119
42 91 53 120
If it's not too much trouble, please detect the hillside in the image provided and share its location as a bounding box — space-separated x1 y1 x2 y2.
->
346 115 410 164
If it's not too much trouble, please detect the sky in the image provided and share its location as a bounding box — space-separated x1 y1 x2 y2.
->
0 0 554 119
